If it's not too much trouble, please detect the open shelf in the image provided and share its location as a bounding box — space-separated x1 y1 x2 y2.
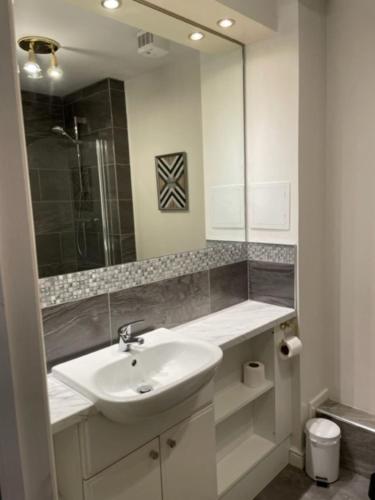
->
217 434 275 497
214 380 274 425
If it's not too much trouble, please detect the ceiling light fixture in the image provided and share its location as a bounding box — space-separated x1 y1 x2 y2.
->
101 0 121 9
47 48 63 79
217 18 235 29
189 31 205 42
18 36 62 81
23 43 42 77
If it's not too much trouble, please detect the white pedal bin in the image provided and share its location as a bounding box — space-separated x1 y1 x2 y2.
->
305 418 341 483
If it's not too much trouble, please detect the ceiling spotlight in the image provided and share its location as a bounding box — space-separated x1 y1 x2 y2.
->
23 43 41 76
101 0 121 9
217 18 235 28
47 49 63 79
189 31 205 42
27 71 43 80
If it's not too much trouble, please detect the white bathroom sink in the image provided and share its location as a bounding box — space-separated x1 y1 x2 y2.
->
52 328 222 424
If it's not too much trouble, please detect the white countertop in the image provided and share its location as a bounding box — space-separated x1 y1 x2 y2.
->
174 300 295 350
48 300 295 434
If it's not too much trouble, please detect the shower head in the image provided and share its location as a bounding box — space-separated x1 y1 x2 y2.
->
51 125 81 144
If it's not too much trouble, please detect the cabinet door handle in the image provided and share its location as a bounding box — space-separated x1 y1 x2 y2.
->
167 439 176 449
149 450 159 460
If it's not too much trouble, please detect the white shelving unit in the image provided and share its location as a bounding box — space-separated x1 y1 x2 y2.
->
214 379 274 425
214 329 278 499
217 434 275 497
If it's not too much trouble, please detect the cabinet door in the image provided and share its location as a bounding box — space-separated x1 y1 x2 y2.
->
84 439 162 500
160 406 217 500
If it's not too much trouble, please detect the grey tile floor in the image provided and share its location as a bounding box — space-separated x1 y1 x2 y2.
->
255 466 369 499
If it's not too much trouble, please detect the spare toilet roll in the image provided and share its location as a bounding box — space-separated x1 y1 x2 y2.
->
280 336 303 359
243 361 266 388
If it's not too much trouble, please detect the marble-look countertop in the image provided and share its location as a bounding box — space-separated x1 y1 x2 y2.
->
174 300 295 350
48 300 295 434
48 375 97 434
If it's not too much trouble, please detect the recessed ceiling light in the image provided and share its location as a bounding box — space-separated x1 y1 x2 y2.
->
189 31 205 42
101 0 121 10
217 18 235 28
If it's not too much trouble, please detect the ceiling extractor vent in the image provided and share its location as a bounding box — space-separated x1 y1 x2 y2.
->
137 31 169 58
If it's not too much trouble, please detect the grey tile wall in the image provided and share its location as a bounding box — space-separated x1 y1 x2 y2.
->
248 261 295 308
42 294 110 368
43 260 247 366
109 271 210 338
317 399 375 478
41 241 296 366
22 91 78 278
210 261 248 313
22 78 136 278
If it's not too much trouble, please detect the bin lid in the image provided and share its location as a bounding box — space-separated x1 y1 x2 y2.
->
305 418 341 443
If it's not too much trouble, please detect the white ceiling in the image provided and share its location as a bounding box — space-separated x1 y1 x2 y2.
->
14 0 196 96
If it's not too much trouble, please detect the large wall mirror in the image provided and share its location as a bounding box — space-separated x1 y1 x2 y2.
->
14 0 245 278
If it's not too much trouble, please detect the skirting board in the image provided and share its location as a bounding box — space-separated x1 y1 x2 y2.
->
309 388 329 418
220 438 290 500
289 446 304 470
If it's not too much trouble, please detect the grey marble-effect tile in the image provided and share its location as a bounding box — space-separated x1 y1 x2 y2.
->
109 78 124 92
119 200 135 234
29 169 40 201
35 233 61 266
33 201 74 235
22 98 64 141
113 127 130 164
120 234 136 263
60 232 78 262
39 169 73 201
116 165 132 200
109 271 210 339
42 294 111 367
249 260 295 308
110 89 127 129
255 466 369 500
65 90 112 135
210 261 248 313
39 261 78 279
64 79 109 105
26 137 76 171
318 399 375 433
316 412 375 478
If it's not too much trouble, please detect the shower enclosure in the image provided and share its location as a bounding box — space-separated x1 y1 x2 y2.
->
21 78 136 277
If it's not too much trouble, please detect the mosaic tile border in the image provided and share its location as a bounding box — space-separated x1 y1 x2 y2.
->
248 242 296 265
39 241 296 308
39 242 244 308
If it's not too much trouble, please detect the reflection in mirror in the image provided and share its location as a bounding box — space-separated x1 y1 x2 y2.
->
15 0 245 278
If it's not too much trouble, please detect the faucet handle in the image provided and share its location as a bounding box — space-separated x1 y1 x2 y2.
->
118 319 145 340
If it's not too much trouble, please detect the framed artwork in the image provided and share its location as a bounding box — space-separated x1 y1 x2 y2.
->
155 152 188 211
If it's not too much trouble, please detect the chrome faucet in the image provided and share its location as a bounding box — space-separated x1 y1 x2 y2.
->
118 320 145 352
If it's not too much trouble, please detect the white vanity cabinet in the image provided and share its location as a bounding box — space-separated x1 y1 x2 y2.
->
84 438 162 500
160 406 217 500
55 405 217 500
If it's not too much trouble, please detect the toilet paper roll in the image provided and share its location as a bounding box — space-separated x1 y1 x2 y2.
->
280 336 303 359
243 361 266 388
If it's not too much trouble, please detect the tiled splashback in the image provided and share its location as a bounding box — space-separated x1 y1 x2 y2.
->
39 242 294 308
40 241 296 367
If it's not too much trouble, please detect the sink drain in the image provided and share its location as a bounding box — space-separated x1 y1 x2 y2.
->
137 384 153 394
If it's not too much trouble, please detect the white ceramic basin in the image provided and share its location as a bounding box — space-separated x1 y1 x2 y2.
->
53 328 222 424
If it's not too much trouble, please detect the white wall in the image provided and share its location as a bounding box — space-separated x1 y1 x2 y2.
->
326 0 375 414
126 54 206 260
200 48 246 242
246 0 299 245
298 0 329 435
0 1 57 498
